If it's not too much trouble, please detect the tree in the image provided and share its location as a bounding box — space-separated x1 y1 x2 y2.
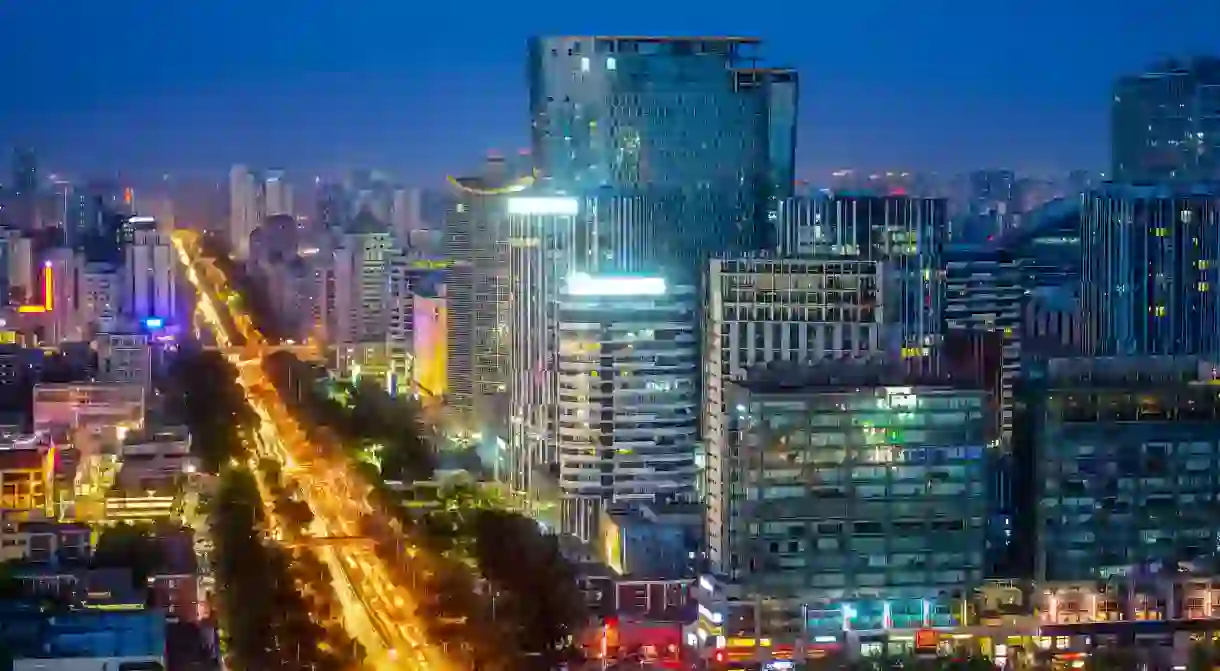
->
1189 640 1220 671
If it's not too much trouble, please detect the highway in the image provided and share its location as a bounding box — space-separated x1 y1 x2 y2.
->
172 230 456 671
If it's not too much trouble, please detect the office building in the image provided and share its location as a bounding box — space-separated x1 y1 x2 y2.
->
413 289 447 399
391 187 424 244
0 432 56 517
9 148 37 231
96 332 153 389
443 156 530 429
528 36 797 274
77 261 122 336
1112 57 1220 183
504 195 582 496
1033 357 1220 582
704 256 891 492
943 249 1025 445
332 214 395 345
777 195 946 368
228 164 261 259
123 222 175 326
264 169 293 217
698 361 988 660
555 274 699 540
1080 184 1220 356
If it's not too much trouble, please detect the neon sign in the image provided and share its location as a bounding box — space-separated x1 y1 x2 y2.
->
17 262 53 313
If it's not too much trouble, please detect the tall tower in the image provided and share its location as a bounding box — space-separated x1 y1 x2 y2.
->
10 148 38 231
1081 184 1220 356
228 165 260 259
123 219 176 325
1112 57 1220 183
527 36 797 276
443 156 531 432
264 170 294 218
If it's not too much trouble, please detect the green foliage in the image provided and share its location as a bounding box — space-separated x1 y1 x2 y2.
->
171 348 254 473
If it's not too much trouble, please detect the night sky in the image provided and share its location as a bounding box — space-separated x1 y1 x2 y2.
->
2 0 1218 185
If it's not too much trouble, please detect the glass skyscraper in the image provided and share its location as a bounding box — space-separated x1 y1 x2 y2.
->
1112 58 1220 183
1080 184 1220 356
527 36 797 275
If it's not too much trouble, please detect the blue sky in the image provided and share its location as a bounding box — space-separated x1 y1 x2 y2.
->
2 0 1218 185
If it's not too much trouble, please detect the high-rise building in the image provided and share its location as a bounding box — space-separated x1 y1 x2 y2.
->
777 195 946 368
555 274 699 540
703 256 891 496
698 361 988 657
1080 184 1220 356
527 36 797 274
10 148 37 231
123 220 176 326
391 188 423 245
943 249 1026 446
1032 357 1220 582
1112 58 1220 183
228 165 261 259
443 157 530 429
96 332 153 389
332 214 394 345
78 261 122 335
264 170 294 218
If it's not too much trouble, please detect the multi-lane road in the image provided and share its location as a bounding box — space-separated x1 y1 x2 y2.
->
173 231 457 671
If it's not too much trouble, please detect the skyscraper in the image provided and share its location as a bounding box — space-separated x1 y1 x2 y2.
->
1080 184 1220 356
228 165 261 259
264 170 294 218
443 156 531 430
10 148 38 231
777 195 947 369
1112 57 1220 183
527 36 797 274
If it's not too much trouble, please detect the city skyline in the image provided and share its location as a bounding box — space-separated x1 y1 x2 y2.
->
3 1 1220 184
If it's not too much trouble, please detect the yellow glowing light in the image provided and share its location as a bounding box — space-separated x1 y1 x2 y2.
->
17 264 53 313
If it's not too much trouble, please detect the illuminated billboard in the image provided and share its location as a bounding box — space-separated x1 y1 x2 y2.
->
566 272 666 296
17 262 53 313
506 197 580 216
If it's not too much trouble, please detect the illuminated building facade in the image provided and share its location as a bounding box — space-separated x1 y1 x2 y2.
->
0 432 56 517
555 274 698 540
412 291 447 398
777 195 946 372
704 256 891 509
1034 357 1220 582
700 361 988 657
96 332 153 389
528 36 797 275
505 196 581 496
32 383 145 433
943 249 1026 446
443 156 529 427
123 221 176 326
1112 58 1220 183
1081 185 1220 356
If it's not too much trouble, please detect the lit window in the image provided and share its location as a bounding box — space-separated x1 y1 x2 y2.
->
580 57 590 72
607 57 617 70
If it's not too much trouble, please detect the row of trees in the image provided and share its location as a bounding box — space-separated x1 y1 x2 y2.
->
211 468 361 670
174 348 361 669
261 351 589 670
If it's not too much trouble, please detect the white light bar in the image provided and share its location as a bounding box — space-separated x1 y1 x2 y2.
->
507 197 580 216
566 272 666 296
